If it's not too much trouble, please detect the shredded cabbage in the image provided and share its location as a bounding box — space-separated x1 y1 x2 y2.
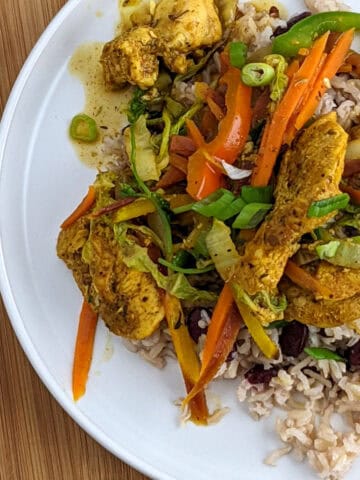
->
316 237 360 268
264 54 288 104
206 219 240 281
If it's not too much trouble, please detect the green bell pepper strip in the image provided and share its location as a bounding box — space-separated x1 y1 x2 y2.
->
272 11 360 57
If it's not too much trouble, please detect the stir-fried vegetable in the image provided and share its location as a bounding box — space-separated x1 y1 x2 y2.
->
61 185 96 229
72 300 98 401
241 63 275 87
229 41 248 68
206 219 240 281
304 347 345 362
264 54 289 103
232 203 272 229
164 294 209 425
272 11 360 57
284 260 332 298
307 193 350 218
70 114 98 142
316 238 360 268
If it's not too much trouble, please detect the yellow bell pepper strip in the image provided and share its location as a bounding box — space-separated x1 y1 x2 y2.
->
231 284 279 359
251 32 330 187
183 293 242 406
113 198 156 223
284 260 332 299
72 300 98 401
61 185 96 229
187 67 252 199
164 293 209 425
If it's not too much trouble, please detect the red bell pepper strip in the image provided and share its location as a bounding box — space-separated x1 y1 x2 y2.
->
187 67 252 199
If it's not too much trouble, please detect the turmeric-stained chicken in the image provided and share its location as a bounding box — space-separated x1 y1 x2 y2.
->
280 261 360 328
232 113 348 325
100 0 222 89
57 216 164 339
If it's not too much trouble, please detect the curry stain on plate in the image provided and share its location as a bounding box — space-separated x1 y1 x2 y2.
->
68 42 132 169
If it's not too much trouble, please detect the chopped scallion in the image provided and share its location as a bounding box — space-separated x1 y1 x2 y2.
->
241 185 273 204
232 203 272 229
307 194 350 218
70 114 98 142
304 347 345 362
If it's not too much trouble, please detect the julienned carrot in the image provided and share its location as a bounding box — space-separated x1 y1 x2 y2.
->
286 59 300 80
164 293 209 425
283 53 328 145
285 260 332 299
61 185 96 229
251 32 330 187
183 298 241 406
340 183 360 204
185 119 205 147
207 97 224 121
295 29 355 130
72 300 98 401
200 284 234 370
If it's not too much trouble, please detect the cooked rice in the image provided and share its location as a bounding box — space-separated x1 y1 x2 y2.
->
305 0 350 13
234 3 287 51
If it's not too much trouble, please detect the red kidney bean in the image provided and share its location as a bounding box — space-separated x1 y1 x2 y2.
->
186 308 211 343
345 340 360 368
245 364 278 385
279 321 309 357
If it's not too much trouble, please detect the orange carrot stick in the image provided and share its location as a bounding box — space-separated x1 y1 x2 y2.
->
183 300 241 405
61 185 96 229
285 260 332 298
251 32 330 187
295 29 355 131
207 97 224 121
185 119 205 148
72 300 98 401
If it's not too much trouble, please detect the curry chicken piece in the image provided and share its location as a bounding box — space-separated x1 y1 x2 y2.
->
57 217 165 340
100 0 222 89
232 113 348 324
281 264 360 328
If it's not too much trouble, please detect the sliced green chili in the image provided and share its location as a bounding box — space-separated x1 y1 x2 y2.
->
307 194 350 218
232 203 273 229
304 347 345 362
70 114 98 142
241 63 275 87
229 41 248 69
272 11 360 58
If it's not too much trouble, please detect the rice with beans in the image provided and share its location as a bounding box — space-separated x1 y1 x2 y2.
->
119 1 360 479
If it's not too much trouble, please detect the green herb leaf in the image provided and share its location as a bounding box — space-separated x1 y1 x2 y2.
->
304 347 345 362
128 87 147 124
307 194 350 218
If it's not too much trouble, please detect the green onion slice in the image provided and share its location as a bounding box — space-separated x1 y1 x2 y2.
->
307 194 350 218
192 189 235 217
241 185 273 204
70 114 98 142
229 41 248 69
241 63 275 87
232 203 273 229
304 347 345 362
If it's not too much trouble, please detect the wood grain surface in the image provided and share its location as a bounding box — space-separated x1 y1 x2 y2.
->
0 1 149 479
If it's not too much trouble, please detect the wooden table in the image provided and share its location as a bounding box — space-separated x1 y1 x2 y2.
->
0 1 149 479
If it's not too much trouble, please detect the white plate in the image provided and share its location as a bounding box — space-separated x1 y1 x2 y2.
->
0 1 359 479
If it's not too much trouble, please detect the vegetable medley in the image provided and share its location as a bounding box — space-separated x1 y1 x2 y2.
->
57 0 360 425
